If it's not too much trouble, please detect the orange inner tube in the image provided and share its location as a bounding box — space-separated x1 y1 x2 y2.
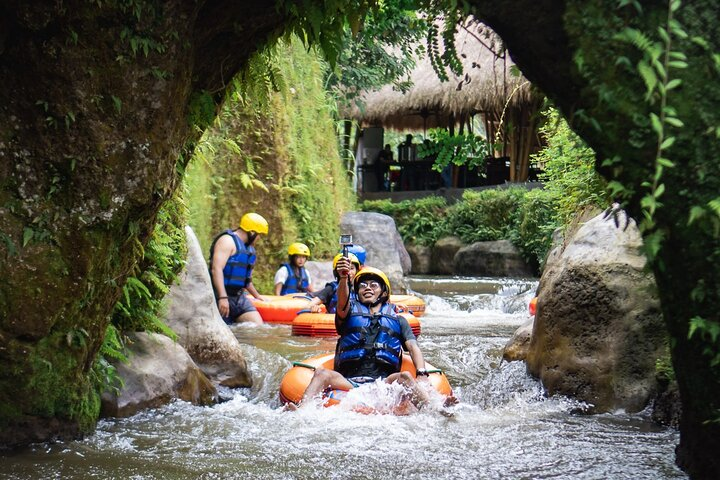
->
390 294 426 317
250 294 324 324
252 294 425 324
292 312 421 338
279 353 452 408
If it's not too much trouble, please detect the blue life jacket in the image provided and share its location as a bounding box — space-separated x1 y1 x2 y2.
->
209 229 256 296
326 281 357 313
335 302 404 372
280 263 310 295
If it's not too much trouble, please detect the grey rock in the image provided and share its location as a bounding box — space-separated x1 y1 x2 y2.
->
100 332 216 418
526 209 664 413
454 240 534 277
340 212 411 292
503 317 535 362
306 260 334 289
406 244 432 274
430 236 465 274
163 226 252 388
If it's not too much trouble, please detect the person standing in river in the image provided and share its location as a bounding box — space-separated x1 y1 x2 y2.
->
209 212 268 325
288 259 451 411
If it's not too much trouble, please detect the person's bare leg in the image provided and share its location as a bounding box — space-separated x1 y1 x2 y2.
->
386 371 431 408
285 368 354 410
236 310 263 325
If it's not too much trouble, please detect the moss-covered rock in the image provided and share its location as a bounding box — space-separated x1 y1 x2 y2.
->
0 0 289 447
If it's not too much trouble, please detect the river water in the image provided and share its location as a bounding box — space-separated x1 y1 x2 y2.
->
1 276 686 479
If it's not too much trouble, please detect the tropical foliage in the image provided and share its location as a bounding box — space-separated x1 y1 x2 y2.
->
531 108 609 227
110 193 187 337
325 1 426 108
184 37 355 292
417 128 493 172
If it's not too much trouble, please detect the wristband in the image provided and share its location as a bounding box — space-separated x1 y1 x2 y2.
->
416 369 429 377
217 296 228 300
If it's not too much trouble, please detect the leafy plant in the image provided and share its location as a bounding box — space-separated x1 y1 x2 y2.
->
90 324 126 396
531 107 609 228
360 196 448 246
418 128 493 173
688 316 720 367
510 188 561 272
612 0 687 263
444 188 526 244
110 194 186 338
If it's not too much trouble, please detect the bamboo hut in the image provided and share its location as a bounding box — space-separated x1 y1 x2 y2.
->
344 19 543 182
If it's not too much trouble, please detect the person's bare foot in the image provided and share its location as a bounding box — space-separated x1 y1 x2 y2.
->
438 395 459 417
283 402 299 412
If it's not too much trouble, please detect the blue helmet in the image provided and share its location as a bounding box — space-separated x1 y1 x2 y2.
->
346 244 366 265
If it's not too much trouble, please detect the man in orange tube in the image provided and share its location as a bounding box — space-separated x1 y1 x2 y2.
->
288 259 454 412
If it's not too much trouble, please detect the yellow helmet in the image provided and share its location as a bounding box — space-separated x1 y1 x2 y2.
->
288 242 311 257
239 213 268 234
353 266 391 297
332 252 360 270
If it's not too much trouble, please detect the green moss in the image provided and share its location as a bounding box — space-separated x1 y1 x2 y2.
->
1 331 99 434
184 36 354 291
187 90 218 131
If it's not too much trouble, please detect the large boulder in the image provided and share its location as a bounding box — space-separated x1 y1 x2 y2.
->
305 260 334 290
100 332 216 418
454 240 534 277
163 226 252 388
340 212 411 292
503 317 534 362
406 244 432 274
526 210 664 413
430 236 465 274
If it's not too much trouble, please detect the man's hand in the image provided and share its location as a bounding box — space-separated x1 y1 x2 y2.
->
335 257 351 278
218 297 230 317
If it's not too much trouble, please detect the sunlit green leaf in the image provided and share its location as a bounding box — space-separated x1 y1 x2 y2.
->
22 228 33 247
688 206 706 225
665 78 682 90
660 136 675 149
665 117 684 127
650 113 662 134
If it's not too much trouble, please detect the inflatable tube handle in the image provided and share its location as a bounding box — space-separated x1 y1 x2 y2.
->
427 369 443 374
295 309 312 315
293 294 313 300
292 362 317 370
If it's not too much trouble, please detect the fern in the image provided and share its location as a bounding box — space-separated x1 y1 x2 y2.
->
110 193 186 336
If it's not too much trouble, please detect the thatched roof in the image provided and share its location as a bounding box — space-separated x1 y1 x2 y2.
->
343 21 537 131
